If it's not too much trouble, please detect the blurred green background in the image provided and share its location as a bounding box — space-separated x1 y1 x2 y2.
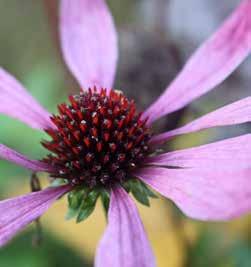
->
0 0 251 266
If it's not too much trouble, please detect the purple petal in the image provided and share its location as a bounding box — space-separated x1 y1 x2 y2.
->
95 186 156 267
0 144 55 172
143 0 251 124
0 185 70 246
151 97 251 145
147 134 251 170
0 68 54 130
60 0 118 90
135 167 251 221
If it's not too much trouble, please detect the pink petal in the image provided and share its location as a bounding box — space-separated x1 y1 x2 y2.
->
143 0 251 124
151 97 251 145
0 144 54 172
95 186 156 267
60 0 118 90
0 68 54 130
0 185 70 246
147 134 251 170
135 167 251 221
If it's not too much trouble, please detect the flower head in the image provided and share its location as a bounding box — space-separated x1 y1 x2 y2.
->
42 89 151 187
0 0 251 266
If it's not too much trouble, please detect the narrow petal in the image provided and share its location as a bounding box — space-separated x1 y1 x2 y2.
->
0 185 70 246
135 167 251 221
60 0 118 90
143 0 251 124
95 186 156 267
151 97 251 145
0 144 54 172
0 68 53 130
147 134 251 170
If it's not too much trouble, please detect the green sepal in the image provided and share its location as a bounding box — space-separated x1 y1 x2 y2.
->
130 180 150 206
65 188 86 220
122 181 131 193
76 190 100 223
125 179 158 207
100 189 110 216
50 178 68 187
65 207 80 221
76 205 96 223
141 182 158 199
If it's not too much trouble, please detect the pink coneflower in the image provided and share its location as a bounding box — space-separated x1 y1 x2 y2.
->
0 0 251 266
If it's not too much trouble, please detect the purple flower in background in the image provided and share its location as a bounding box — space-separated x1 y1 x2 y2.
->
0 0 251 266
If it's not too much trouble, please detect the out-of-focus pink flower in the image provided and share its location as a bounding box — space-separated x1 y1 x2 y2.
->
0 0 251 266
